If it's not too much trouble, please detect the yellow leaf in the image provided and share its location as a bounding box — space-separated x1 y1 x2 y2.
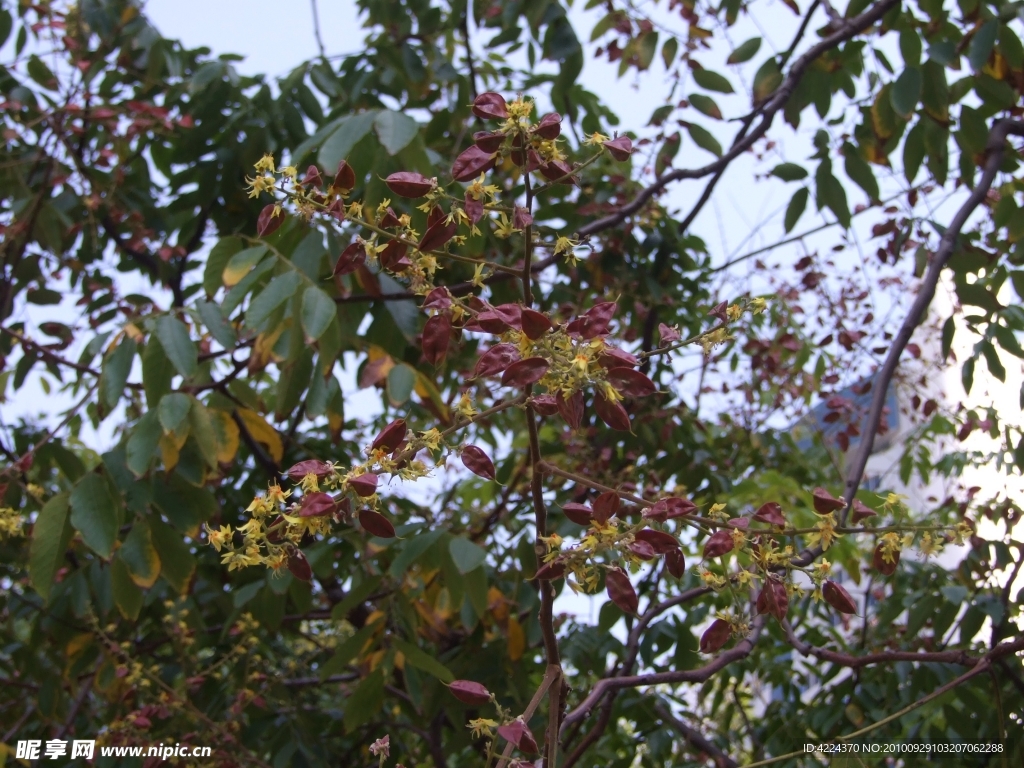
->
507 616 525 662
394 650 406 670
210 410 240 464
159 433 181 471
236 409 283 463
414 371 449 420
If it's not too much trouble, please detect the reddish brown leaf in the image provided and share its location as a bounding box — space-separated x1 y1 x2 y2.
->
567 301 616 339
298 492 338 518
607 367 656 398
462 445 496 481
665 548 686 578
422 286 452 310
597 346 638 369
592 491 620 523
812 487 845 514
472 92 509 120
423 314 451 366
348 473 379 497
452 145 498 181
301 165 323 187
873 544 899 576
823 580 858 614
473 343 521 378
448 680 491 705
371 419 407 453
497 720 538 754
287 549 312 581
500 357 549 388
628 540 656 560
332 160 356 192
333 242 366 276
286 459 334 480
464 193 484 224
469 310 510 335
699 619 731 653
492 303 523 329
473 130 505 153
534 559 566 580
535 112 562 139
594 393 631 431
603 135 634 161
257 204 285 238
605 568 638 615
851 499 876 523
532 394 559 416
419 219 458 252
427 205 446 229
385 171 434 198
752 501 786 526
379 207 401 229
727 517 750 529
708 301 729 321
539 159 576 185
756 578 789 622
634 529 680 554
358 509 395 538
702 530 734 559
658 323 681 343
521 308 552 340
557 391 584 430
562 503 594 526
513 205 533 229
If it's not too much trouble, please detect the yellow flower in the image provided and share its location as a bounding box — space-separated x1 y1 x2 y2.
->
0 507 24 538
749 297 768 314
467 718 498 739
280 165 298 180
554 236 580 263
456 392 477 419
585 131 610 146
254 153 276 173
419 428 443 451
539 533 562 552
494 212 517 239
244 174 275 199
726 304 742 322
471 263 487 288
205 524 233 552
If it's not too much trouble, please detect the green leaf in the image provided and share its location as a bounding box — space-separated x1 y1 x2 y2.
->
771 163 808 182
387 363 416 407
154 316 197 379
982 341 1006 382
126 411 163 476
692 68 733 93
661 36 678 69
318 111 377 172
752 58 782 102
29 493 71 601
890 67 922 119
843 144 879 201
222 245 267 287
27 54 57 89
196 299 236 348
111 556 144 620
119 519 161 588
344 669 385 732
393 639 454 684
784 188 809 232
188 398 220 469
903 120 926 183
245 271 302 332
465 566 488 620
158 392 192 437
727 37 761 64
688 93 722 120
0 10 12 49
815 162 851 228
969 20 998 72
637 31 658 70
320 617 383 680
141 338 174 408
685 123 722 156
149 516 195 594
962 356 975 395
330 575 383 621
374 110 419 155
449 537 488 574
388 528 446 578
301 286 337 341
150 472 215 534
101 337 137 410
70 473 120 559
204 237 241 296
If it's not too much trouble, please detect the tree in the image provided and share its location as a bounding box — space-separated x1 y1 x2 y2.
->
1 0 1022 765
